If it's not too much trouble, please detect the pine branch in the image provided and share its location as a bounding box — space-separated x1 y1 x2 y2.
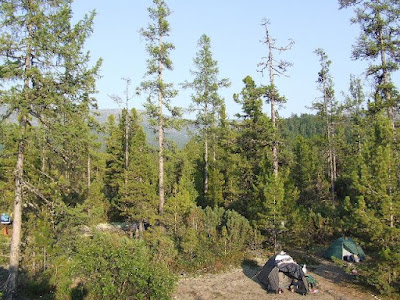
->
23 180 53 207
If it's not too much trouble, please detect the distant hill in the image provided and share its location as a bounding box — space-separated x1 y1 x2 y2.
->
0 107 194 148
1 107 323 149
93 109 193 148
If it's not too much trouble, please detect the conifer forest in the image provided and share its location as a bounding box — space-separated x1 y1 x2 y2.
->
1 0 400 299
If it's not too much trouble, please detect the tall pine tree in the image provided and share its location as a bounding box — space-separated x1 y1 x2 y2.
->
0 1 101 296
117 109 158 234
313 48 339 203
182 34 230 206
340 0 400 126
258 19 294 176
233 76 273 219
140 0 181 214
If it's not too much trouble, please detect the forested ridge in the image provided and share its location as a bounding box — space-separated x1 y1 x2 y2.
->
1 0 400 299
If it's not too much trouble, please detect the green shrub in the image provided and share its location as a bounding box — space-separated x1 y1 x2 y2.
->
0 234 10 265
356 248 400 296
143 226 178 266
70 232 176 300
177 207 252 273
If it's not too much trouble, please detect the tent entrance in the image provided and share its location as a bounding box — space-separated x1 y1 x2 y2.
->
342 247 352 259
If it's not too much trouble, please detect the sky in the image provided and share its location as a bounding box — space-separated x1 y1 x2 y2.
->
71 1 370 119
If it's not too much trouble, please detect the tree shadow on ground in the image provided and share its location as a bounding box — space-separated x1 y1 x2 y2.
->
18 273 56 300
0 266 8 296
70 283 88 300
311 259 355 284
241 259 263 285
303 253 356 284
282 250 356 285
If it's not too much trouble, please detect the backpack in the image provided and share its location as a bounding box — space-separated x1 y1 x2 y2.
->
1 213 11 224
306 275 319 293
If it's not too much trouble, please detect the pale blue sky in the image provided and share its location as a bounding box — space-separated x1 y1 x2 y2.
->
71 1 369 118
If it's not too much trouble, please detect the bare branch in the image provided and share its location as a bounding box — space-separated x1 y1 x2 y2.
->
45 140 71 163
23 180 52 206
258 19 294 78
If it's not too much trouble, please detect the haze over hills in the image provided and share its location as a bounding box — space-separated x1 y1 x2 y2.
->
0 107 193 148
93 109 193 148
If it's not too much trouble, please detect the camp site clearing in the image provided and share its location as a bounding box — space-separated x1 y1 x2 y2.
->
173 255 388 300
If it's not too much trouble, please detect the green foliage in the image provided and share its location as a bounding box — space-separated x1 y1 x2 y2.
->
117 110 159 225
0 0 102 201
281 113 325 141
104 114 124 207
140 0 182 215
291 136 327 206
207 167 224 207
356 247 400 296
0 124 15 210
183 34 230 130
180 227 199 257
82 178 109 226
140 0 180 126
143 226 178 266
223 210 252 252
176 206 252 272
182 34 230 206
347 115 399 246
231 76 274 220
283 207 314 248
260 83 287 106
0 1 102 294
20 210 55 274
256 170 285 247
0 234 10 265
308 206 336 242
71 232 176 300
163 176 197 234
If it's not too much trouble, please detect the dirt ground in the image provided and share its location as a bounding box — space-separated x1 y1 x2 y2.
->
173 256 386 300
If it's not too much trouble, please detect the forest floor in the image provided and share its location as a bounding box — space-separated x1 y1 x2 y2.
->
172 254 390 300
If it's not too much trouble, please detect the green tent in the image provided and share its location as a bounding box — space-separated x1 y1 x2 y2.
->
323 237 365 261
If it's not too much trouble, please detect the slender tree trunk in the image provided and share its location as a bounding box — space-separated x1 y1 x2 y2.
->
7 14 33 297
158 38 165 214
356 99 362 155
158 98 164 214
271 101 278 177
324 85 336 203
204 104 209 199
87 153 91 190
273 193 278 251
378 24 395 228
7 138 25 300
124 111 129 185
173 185 178 234
328 121 336 203
268 38 278 177
204 132 209 197
41 134 46 174
212 133 216 162
329 147 335 203
124 80 130 185
379 27 394 128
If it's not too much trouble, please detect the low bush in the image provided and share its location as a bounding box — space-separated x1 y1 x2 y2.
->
68 232 176 300
175 206 253 273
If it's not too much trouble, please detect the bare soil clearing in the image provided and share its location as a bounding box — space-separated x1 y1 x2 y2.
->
173 256 386 300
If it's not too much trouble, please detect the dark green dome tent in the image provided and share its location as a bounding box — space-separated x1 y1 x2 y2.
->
323 237 365 261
